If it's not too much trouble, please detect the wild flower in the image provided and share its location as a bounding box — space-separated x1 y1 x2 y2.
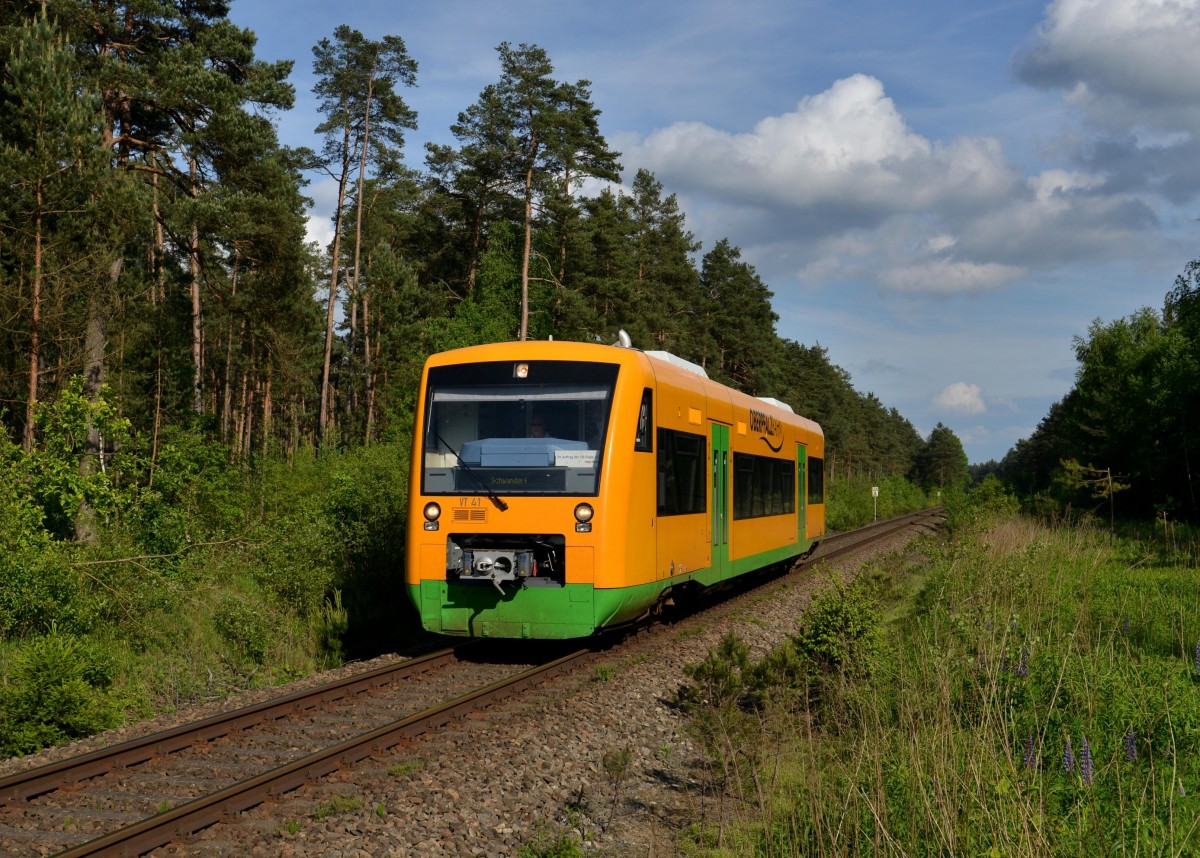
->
1181 782 1188 798
1016 644 1029 679
1063 736 1075 775
1023 730 1036 768
1080 735 1094 786
1194 638 1200 678
1124 727 1137 763
1121 615 1130 636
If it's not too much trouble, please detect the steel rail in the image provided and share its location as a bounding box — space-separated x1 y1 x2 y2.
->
2 507 941 856
811 507 944 563
0 644 472 808
53 647 592 858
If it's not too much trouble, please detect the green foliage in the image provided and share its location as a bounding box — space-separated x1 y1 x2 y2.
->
213 594 276 664
0 630 122 756
23 378 133 538
1003 263 1200 521
792 584 881 678
517 830 585 858
912 421 970 491
825 472 931 531
311 794 363 820
676 513 1200 854
388 759 425 778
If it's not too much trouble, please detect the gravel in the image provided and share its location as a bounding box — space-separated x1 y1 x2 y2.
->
1 525 931 857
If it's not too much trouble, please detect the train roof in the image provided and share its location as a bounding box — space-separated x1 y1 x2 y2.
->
423 340 823 438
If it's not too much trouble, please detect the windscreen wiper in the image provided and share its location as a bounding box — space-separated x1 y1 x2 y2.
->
432 430 509 511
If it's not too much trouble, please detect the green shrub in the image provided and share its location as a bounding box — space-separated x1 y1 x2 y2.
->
792 583 882 679
825 473 931 531
0 630 122 756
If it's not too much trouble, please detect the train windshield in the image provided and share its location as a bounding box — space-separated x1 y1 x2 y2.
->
422 360 620 496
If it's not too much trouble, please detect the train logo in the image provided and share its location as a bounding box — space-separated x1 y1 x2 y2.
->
749 408 784 452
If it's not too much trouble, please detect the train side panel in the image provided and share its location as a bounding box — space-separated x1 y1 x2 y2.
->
404 340 825 639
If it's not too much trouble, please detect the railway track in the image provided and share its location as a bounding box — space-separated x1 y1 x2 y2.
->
0 508 942 857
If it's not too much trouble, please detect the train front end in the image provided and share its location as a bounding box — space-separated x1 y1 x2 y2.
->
405 342 637 639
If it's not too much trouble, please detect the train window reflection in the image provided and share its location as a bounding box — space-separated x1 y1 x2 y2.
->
422 361 618 496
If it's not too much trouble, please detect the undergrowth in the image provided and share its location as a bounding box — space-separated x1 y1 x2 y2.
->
0 391 420 757
675 502 1200 855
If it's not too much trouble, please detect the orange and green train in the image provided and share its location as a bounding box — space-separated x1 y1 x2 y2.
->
405 338 825 639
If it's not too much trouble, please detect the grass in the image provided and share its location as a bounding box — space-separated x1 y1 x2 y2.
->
674 510 1200 856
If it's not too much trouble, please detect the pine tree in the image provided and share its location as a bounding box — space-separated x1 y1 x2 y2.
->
312 25 418 446
0 12 108 450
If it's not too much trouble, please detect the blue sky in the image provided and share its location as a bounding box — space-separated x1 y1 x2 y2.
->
230 0 1200 464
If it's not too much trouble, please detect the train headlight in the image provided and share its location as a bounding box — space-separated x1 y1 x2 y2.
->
574 503 594 532
423 502 441 531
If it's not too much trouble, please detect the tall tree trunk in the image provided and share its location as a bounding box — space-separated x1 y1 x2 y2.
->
519 163 535 341
466 188 487 296
241 372 256 460
222 259 240 440
23 192 43 452
319 114 354 446
347 288 358 417
235 365 249 460
75 258 117 542
151 155 165 304
363 290 374 445
149 360 162 489
557 169 571 285
189 158 203 413
347 66 376 431
261 364 273 457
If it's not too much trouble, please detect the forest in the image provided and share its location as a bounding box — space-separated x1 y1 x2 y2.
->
0 3 939 483
0 2 970 753
992 260 1200 524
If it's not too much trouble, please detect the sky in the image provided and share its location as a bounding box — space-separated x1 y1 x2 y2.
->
229 0 1200 464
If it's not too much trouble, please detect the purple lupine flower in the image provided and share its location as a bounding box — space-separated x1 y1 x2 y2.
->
1194 638 1200 677
1063 736 1075 775
1016 645 1029 679
1124 727 1137 763
1121 616 1130 636
1080 736 1094 786
1023 730 1036 768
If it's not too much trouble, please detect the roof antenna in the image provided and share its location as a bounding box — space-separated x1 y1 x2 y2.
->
615 329 632 348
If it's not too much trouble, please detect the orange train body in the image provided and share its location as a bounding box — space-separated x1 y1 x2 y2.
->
405 340 824 639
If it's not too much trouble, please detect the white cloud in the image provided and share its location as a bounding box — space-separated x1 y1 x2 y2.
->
628 74 1018 217
620 73 1157 296
934 382 986 416
1014 0 1200 134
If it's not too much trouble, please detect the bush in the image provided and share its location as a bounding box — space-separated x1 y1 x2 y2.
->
0 630 123 756
825 473 931 531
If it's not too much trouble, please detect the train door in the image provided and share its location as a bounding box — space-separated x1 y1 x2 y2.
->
711 423 730 578
797 443 807 544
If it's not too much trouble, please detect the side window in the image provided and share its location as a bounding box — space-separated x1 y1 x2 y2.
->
657 427 706 515
807 456 825 504
732 453 796 519
634 388 653 452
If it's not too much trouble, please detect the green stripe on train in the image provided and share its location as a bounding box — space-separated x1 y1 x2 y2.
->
409 538 810 639
411 580 658 639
